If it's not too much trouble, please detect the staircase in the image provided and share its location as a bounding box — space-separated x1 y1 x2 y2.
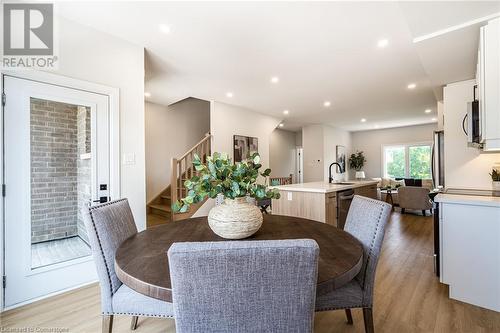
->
147 133 212 225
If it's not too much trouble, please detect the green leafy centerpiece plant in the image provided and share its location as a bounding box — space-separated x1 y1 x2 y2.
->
172 152 280 239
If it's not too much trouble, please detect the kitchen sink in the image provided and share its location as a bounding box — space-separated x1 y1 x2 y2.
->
331 182 355 185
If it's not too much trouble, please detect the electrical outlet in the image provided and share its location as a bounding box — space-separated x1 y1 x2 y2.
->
287 192 293 201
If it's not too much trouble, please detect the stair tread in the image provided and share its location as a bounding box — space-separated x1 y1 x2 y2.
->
160 195 171 200
149 204 172 212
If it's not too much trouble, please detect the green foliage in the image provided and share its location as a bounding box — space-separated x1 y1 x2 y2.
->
491 169 500 181
386 147 405 178
409 146 431 179
172 152 281 213
348 151 366 171
385 146 432 179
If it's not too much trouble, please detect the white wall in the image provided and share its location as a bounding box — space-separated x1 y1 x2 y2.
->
269 129 297 181
295 130 303 147
443 80 500 189
193 101 281 216
302 125 325 182
145 99 210 201
52 18 146 229
210 101 281 169
302 124 352 182
351 123 437 179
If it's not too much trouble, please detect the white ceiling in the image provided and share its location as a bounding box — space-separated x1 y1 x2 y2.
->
57 1 500 132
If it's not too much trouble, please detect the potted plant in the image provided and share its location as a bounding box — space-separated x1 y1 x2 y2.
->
172 152 280 239
349 151 366 180
491 168 500 191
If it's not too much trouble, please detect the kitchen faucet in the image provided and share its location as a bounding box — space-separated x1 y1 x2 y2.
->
329 162 344 183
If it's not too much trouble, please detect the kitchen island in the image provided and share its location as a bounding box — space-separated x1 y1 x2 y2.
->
271 180 379 228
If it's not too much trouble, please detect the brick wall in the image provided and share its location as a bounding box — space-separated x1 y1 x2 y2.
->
31 98 80 243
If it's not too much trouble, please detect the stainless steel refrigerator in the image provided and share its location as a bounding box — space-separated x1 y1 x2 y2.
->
431 130 444 277
431 130 445 189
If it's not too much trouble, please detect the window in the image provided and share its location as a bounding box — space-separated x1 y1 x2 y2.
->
384 146 406 178
383 143 432 179
409 145 432 179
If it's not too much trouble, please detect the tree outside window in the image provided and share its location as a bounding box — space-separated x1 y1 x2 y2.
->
385 146 405 178
384 144 432 179
409 146 431 179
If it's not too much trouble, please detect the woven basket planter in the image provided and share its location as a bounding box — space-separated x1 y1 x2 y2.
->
208 197 263 239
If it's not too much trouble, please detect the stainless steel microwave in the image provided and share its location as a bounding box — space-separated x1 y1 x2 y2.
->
465 100 482 148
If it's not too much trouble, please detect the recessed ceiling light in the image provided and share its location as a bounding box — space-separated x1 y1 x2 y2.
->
377 39 389 48
425 109 432 113
159 24 171 34
270 76 279 84
226 92 233 98
144 92 151 98
283 110 289 115
323 101 331 107
361 118 367 123
407 83 417 89
279 123 284 128
431 117 437 121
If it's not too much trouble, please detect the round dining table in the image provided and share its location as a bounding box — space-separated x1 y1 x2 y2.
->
115 215 364 302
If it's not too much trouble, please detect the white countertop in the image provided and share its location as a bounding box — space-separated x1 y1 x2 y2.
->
435 193 500 208
270 180 379 193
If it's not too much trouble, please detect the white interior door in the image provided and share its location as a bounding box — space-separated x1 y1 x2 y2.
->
296 148 304 183
3 75 111 308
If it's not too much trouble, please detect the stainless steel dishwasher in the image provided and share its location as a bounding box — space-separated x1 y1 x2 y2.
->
337 189 354 229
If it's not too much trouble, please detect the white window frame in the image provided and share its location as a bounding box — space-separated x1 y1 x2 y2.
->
381 141 433 179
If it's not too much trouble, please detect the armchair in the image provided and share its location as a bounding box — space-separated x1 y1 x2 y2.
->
397 186 433 216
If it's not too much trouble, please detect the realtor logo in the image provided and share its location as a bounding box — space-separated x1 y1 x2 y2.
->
2 3 57 69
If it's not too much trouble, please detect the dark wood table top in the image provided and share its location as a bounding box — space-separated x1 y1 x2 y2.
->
115 215 364 302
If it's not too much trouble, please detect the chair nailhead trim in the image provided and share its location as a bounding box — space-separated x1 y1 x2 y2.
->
316 305 365 312
103 312 173 318
316 302 373 312
360 203 385 292
88 198 129 296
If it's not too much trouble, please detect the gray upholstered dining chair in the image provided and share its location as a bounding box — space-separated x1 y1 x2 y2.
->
168 239 319 333
82 199 174 333
315 195 391 333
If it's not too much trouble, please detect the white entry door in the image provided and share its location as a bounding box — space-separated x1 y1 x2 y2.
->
3 75 111 308
296 148 304 183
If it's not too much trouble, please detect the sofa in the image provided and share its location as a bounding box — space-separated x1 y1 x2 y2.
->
374 178 433 215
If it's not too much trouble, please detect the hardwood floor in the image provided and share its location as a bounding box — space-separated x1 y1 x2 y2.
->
147 213 170 227
2 212 500 332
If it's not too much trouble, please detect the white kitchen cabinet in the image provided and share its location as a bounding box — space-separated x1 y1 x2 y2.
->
437 194 500 312
478 18 500 151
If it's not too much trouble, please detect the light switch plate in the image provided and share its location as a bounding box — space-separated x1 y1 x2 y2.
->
287 192 293 201
123 153 136 165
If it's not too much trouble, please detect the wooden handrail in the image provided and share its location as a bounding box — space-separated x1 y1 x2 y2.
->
171 133 212 215
178 133 211 161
